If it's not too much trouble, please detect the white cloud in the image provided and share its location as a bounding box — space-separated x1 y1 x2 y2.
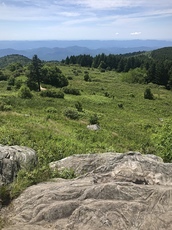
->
59 12 80 17
130 32 142 36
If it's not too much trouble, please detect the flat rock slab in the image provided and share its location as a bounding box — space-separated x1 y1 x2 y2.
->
2 152 172 230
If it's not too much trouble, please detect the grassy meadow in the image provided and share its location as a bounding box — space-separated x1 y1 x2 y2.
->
0 64 172 198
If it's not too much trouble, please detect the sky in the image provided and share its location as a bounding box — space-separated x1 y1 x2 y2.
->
0 0 172 40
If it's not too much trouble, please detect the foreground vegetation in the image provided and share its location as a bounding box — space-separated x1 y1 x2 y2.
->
0 49 172 205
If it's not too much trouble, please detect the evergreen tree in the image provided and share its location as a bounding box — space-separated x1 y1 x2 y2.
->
26 55 43 91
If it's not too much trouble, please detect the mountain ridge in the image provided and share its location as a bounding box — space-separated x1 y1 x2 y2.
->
0 39 172 61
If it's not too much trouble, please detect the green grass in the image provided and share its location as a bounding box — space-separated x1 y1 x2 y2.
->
0 65 172 200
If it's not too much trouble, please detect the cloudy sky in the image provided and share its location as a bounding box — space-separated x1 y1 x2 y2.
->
0 0 172 40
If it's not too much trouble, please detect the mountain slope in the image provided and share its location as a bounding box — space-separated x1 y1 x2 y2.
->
151 47 172 61
0 54 31 68
0 46 154 61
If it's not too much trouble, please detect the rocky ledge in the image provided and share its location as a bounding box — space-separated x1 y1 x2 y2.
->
2 152 172 230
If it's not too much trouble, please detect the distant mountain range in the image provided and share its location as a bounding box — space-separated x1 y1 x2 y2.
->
0 40 172 61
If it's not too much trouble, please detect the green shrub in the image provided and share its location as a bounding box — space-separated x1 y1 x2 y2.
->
0 102 12 111
0 71 7 81
3 105 12 111
18 85 33 99
63 87 81 95
52 168 76 179
7 76 15 86
89 113 99 125
67 76 73 80
144 88 154 100
151 120 172 162
10 166 52 199
84 73 91 82
75 101 83 112
15 79 23 89
122 68 147 84
64 109 79 120
40 90 64 98
46 107 58 113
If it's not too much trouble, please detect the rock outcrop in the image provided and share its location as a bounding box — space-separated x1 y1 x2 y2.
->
2 152 172 230
0 145 37 186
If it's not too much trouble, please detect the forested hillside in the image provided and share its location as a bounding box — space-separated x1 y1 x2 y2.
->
151 47 172 61
0 54 30 68
63 47 172 89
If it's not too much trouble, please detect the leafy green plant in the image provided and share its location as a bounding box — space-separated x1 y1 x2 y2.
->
46 107 58 113
84 73 91 82
7 76 15 86
75 101 83 112
151 120 172 162
18 85 33 99
144 88 154 100
0 102 12 111
64 109 79 120
89 113 99 125
52 168 76 179
10 166 52 199
63 87 81 95
40 89 64 98
15 79 23 89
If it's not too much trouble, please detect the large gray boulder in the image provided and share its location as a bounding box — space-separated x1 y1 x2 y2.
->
2 152 172 230
0 145 38 186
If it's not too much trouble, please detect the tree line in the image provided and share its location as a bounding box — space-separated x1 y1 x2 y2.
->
62 51 172 89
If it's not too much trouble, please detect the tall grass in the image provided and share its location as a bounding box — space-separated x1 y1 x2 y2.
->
0 65 172 200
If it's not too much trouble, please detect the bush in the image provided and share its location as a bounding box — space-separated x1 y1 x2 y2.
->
40 90 64 98
26 79 38 91
151 120 172 162
89 113 99 125
8 76 15 86
18 85 33 99
0 102 12 111
46 107 58 113
64 109 79 120
63 87 81 95
144 88 154 100
67 76 73 80
15 79 23 89
122 68 147 84
42 66 68 88
0 71 7 81
84 73 91 82
75 101 83 112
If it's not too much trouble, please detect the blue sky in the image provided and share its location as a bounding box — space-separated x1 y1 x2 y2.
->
0 0 172 40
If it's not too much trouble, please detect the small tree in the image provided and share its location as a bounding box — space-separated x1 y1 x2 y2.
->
144 88 154 100
18 85 33 99
26 55 42 91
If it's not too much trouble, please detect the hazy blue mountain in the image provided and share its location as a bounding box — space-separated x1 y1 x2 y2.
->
0 40 172 49
0 40 172 61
